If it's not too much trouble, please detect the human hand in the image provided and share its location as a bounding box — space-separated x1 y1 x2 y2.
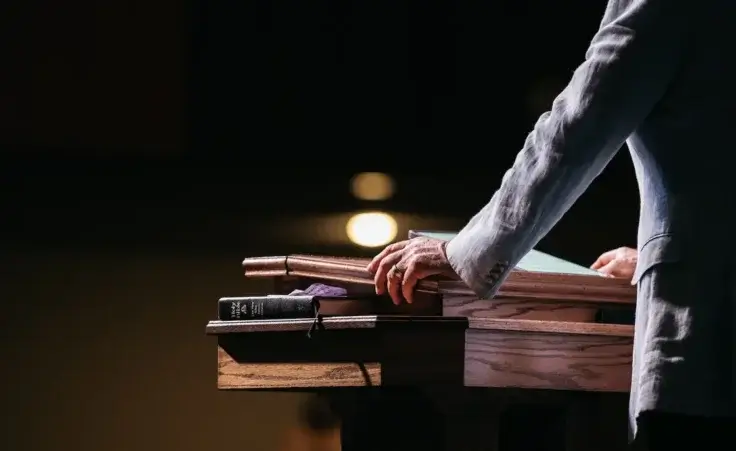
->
590 247 638 280
366 237 457 304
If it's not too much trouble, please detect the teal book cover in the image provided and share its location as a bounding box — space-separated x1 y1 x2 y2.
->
409 230 601 277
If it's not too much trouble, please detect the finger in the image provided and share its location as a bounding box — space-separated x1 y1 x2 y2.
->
596 260 624 278
367 241 409 273
608 262 634 279
373 251 404 295
386 266 404 305
590 249 617 270
401 263 434 304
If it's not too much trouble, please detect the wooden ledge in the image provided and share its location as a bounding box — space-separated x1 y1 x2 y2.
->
468 318 633 338
207 316 632 338
206 315 469 335
439 279 635 306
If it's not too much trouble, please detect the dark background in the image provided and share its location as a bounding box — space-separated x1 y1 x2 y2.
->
2 1 638 450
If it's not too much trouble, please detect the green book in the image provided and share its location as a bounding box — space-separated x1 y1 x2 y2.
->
409 230 601 277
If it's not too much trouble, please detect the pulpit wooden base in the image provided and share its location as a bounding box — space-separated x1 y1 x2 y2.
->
208 316 633 450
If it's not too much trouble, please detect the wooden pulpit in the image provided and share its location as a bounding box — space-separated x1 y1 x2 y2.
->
206 231 636 451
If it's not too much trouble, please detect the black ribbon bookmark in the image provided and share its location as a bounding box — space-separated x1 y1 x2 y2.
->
307 299 323 339
357 362 373 387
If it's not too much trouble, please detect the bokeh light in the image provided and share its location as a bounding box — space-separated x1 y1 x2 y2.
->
346 212 398 248
350 172 395 201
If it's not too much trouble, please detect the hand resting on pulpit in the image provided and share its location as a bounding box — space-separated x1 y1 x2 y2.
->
367 237 640 304
590 246 638 282
367 236 457 305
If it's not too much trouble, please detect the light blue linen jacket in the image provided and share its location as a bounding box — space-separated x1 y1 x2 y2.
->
445 0 736 440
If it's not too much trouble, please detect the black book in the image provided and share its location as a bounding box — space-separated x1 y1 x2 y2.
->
217 283 441 321
217 293 425 320
218 295 319 321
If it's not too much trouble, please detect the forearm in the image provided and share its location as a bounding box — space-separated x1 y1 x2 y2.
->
446 0 690 298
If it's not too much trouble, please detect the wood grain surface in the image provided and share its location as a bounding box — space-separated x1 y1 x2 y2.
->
218 348 381 389
206 315 468 334
467 317 633 337
210 316 632 392
464 327 632 392
444 294 599 322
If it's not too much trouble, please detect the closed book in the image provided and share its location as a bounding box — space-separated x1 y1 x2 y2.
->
218 295 317 321
218 293 440 320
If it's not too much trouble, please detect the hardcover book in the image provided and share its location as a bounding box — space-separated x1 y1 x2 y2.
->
218 283 441 319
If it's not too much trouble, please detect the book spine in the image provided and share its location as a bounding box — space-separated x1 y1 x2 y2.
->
218 296 316 321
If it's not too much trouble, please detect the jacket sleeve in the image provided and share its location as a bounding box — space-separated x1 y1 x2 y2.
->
445 0 690 299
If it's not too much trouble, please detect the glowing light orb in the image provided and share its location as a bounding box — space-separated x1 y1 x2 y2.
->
346 212 398 248
350 172 395 201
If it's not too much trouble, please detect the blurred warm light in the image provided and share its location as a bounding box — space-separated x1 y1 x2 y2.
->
346 212 398 248
350 172 395 201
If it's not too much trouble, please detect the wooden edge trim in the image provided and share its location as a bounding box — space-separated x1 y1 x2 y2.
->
206 316 631 338
439 281 635 305
468 317 633 337
205 315 469 335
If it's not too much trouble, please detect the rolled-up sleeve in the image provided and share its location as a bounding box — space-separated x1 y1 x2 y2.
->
446 0 691 299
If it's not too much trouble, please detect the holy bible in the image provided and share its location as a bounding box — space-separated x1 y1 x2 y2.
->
217 282 441 321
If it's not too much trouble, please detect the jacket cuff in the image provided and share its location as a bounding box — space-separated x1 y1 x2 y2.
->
445 229 512 300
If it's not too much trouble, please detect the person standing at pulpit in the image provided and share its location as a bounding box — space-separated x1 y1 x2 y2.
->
368 0 736 448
